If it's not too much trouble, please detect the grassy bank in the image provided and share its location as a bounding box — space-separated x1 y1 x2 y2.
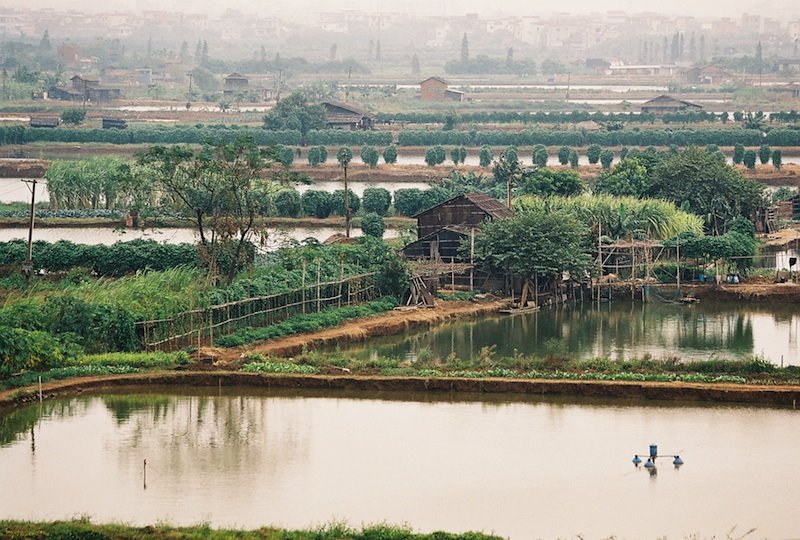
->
243 350 800 386
0 520 501 540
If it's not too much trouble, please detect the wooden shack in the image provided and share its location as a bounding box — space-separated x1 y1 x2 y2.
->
641 94 702 115
321 100 373 130
102 117 128 129
402 192 512 261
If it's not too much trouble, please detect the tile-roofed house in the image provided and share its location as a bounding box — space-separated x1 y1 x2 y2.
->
419 76 464 101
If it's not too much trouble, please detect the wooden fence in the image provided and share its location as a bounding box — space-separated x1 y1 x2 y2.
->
136 272 377 351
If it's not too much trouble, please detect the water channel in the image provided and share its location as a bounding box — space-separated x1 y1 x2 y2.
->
1 388 797 539
333 301 800 366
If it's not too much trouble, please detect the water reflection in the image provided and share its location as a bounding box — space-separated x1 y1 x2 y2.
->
1 389 798 539
339 301 799 365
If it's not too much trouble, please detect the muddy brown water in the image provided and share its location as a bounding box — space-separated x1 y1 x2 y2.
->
0 386 798 538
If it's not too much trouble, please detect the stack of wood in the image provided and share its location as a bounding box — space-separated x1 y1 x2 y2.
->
407 275 435 307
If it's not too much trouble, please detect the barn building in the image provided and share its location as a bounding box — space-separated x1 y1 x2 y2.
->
641 94 703 115
402 192 512 262
321 100 374 130
419 76 465 102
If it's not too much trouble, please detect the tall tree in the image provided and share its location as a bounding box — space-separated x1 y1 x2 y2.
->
375 40 381 62
137 135 282 283
180 41 189 63
262 92 327 146
201 40 209 65
699 35 706 61
39 30 51 50
460 33 469 64
411 53 420 74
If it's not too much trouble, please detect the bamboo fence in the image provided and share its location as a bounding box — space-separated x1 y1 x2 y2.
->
136 272 377 351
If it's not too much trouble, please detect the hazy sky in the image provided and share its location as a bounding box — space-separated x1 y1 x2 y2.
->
5 0 800 19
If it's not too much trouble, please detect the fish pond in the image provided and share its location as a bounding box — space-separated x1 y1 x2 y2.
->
0 388 797 539
332 301 800 366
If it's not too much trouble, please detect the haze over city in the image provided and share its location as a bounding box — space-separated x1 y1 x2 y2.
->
3 0 800 18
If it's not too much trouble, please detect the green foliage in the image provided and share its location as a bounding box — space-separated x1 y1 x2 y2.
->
772 149 782 170
70 351 189 368
557 145 570 165
518 168 585 197
647 147 765 233
593 158 649 197
759 144 771 165
450 146 467 165
262 92 327 143
301 190 334 218
514 195 704 241
216 297 398 347
533 145 549 167
743 149 757 169
479 145 493 167
362 187 392 216
568 150 579 169
137 136 283 283
599 149 614 169
361 213 385 238
0 327 80 378
472 210 593 280
360 145 379 168
393 188 427 216
330 189 360 215
587 144 602 164
45 157 139 211
273 189 302 218
382 144 398 164
0 239 198 276
336 146 353 168
60 108 85 126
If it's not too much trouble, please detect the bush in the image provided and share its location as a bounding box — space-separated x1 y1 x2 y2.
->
533 145 548 167
360 145 379 168
60 108 85 125
587 144 602 164
0 326 79 377
557 145 570 165
301 190 333 218
733 143 745 164
743 149 757 170
274 189 302 217
479 145 493 167
361 213 385 238
393 188 427 216
759 144 771 165
599 149 614 169
331 189 360 216
362 187 392 216
382 144 398 164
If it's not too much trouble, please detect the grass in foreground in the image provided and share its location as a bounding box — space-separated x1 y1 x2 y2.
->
0 520 502 540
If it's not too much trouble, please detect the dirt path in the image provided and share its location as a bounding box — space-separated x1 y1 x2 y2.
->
209 299 506 363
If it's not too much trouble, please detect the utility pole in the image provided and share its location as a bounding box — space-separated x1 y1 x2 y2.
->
346 66 352 100
565 72 571 101
343 162 350 237
275 70 283 102
1 68 7 101
22 179 37 280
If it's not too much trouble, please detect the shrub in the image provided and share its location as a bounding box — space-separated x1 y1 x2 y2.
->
360 145 379 168
587 144 602 164
60 108 85 125
479 145 493 167
301 190 334 218
393 188 427 216
557 145 570 165
331 189 360 215
772 149 782 170
361 213 385 238
382 144 398 164
733 143 745 164
599 149 614 169
0 326 79 377
533 145 548 167
274 189 302 217
759 144 771 165
743 149 757 170
362 187 392 216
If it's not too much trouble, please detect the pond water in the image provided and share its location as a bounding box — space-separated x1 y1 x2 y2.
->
334 301 800 366
0 226 399 247
0 178 431 204
0 388 797 539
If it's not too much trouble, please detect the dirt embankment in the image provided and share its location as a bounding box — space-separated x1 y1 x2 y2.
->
213 299 506 362
0 159 49 178
3 371 799 411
